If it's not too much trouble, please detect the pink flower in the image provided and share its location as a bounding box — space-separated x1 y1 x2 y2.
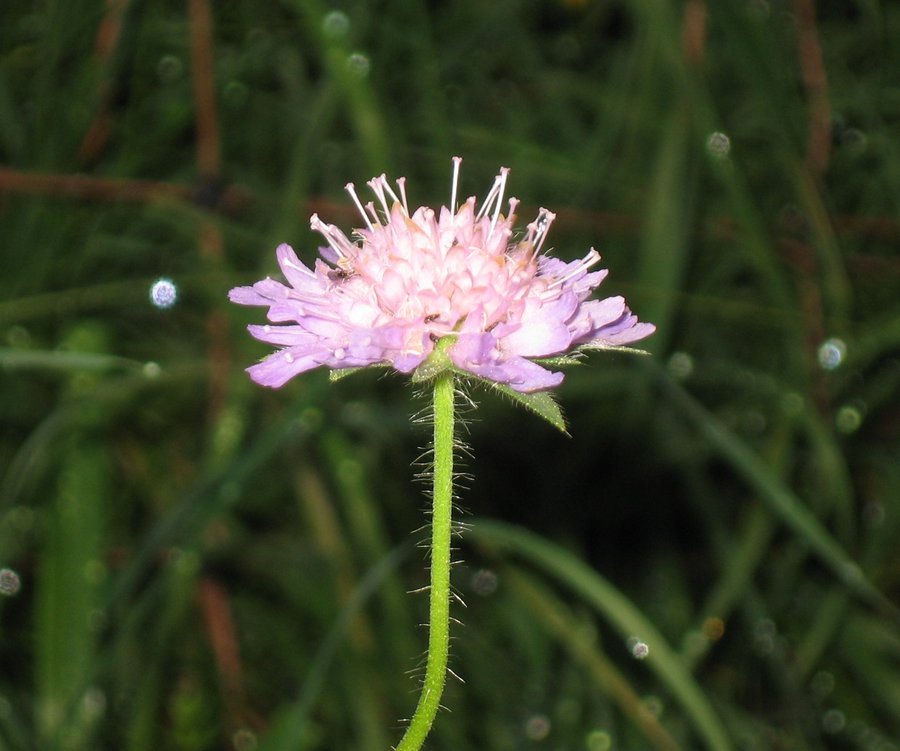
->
229 158 654 393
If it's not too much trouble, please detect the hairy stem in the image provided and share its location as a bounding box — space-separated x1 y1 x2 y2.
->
395 370 455 751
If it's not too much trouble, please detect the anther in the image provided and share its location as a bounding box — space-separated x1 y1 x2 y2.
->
344 182 374 231
547 248 601 289
450 156 462 212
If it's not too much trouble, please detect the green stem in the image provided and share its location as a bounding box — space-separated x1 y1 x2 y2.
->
395 370 455 751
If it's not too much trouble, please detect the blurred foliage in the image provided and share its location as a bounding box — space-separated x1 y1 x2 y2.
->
2 1 900 750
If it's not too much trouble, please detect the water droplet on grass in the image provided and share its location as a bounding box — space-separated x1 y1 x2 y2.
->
233 728 258 751
627 636 649 659
150 278 177 309
470 568 498 596
667 351 693 380
835 404 863 434
524 714 551 741
157 55 183 83
347 52 370 77
817 338 846 370
322 11 350 40
822 708 846 734
586 730 612 751
706 131 731 158
0 568 20 595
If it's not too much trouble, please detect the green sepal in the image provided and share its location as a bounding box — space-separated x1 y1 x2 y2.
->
533 354 583 368
481 380 568 435
329 365 388 382
576 343 652 356
411 336 456 384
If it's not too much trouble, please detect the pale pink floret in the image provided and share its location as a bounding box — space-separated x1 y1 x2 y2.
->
228 159 654 392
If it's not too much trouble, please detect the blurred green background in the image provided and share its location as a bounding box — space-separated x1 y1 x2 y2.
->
2 1 900 749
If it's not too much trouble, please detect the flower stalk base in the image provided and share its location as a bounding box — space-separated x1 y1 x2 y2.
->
395 368 455 751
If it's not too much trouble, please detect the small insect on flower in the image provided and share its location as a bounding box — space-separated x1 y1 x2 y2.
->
229 158 654 393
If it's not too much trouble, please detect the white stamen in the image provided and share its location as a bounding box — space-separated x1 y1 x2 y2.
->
367 174 406 218
450 156 462 212
476 169 505 220
396 176 409 215
366 174 391 217
530 208 555 257
490 168 509 236
281 255 316 277
364 201 380 225
344 182 374 231
381 177 402 208
310 213 356 267
475 167 510 241
548 248 602 289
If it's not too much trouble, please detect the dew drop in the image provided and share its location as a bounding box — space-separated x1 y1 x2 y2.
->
334 347 346 360
780 391 804 416
224 81 249 109
642 695 664 717
822 708 846 734
524 714 551 741
667 351 694 380
0 568 21 595
702 616 725 641
82 687 106 718
810 670 835 698
347 52 370 78
585 730 612 751
753 618 776 655
150 278 177 309
5 325 29 347
835 404 863 434
682 629 706 659
233 728 258 751
862 501 885 528
284 352 294 363
817 337 846 370
157 55 183 83
841 127 867 155
322 10 350 40
83 559 107 586
628 636 649 659
470 568 498 596
706 131 731 158
748 0 770 18
840 562 863 585
143 361 161 379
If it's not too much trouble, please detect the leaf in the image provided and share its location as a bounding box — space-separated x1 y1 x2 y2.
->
481 381 568 434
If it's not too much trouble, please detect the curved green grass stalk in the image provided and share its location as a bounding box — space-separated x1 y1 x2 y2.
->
504 565 683 751
656 366 900 623
256 543 413 751
469 519 734 751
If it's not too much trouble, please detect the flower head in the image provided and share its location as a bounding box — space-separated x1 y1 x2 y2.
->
229 158 654 393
